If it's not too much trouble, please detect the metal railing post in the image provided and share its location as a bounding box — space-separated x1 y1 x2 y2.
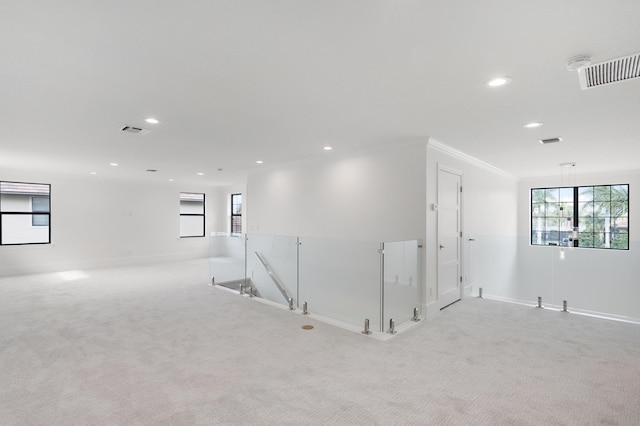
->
303 301 309 315
388 318 396 334
412 307 421 322
537 296 543 308
361 319 371 335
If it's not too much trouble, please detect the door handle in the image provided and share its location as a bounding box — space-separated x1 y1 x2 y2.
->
439 244 445 249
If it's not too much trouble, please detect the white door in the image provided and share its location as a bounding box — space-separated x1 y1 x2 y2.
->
438 167 462 309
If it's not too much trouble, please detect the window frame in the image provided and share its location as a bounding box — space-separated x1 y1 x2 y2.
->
230 193 242 234
179 192 205 238
0 180 51 246
530 184 629 251
31 196 50 227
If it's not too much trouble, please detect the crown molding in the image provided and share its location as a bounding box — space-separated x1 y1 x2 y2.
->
427 138 514 178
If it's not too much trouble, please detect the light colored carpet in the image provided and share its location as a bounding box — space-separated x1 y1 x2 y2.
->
1 259 639 425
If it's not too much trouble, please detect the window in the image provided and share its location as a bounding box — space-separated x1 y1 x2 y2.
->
231 193 242 234
0 181 51 245
32 196 50 226
179 192 205 237
531 184 629 250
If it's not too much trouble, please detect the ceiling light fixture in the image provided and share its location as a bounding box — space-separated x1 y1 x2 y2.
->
109 163 119 166
145 118 160 124
323 146 333 151
524 122 544 129
487 76 512 87
256 160 264 164
169 179 174 182
90 172 97 175
197 172 204 176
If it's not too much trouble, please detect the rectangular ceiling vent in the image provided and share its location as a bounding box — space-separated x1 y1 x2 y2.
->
538 137 563 145
121 126 151 135
578 52 640 90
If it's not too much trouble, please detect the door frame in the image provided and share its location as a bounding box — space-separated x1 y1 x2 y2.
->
437 164 464 309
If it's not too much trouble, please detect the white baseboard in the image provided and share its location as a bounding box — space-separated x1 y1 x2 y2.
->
482 294 640 325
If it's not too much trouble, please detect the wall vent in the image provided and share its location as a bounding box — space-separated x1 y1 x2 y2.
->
578 52 640 90
121 126 151 135
539 137 563 145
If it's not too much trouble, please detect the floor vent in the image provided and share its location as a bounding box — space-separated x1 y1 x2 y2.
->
578 52 640 90
121 126 151 135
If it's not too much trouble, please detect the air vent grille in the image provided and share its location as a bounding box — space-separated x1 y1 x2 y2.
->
539 137 563 145
121 126 151 135
579 52 640 90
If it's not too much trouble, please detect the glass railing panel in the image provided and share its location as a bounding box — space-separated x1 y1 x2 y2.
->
245 234 298 306
383 240 421 326
298 237 382 331
209 233 246 290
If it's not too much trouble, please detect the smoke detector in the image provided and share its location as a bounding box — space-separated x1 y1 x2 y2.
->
121 126 151 135
566 55 592 72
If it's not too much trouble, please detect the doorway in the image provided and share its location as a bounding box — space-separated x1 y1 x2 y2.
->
437 166 462 309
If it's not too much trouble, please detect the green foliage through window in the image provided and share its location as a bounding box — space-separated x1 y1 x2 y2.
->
531 184 629 250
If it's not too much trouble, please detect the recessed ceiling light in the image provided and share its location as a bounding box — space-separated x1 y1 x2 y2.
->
487 76 512 87
109 163 119 166
145 118 160 124
90 172 97 175
323 146 333 151
256 160 264 164
524 122 544 129
169 179 174 182
196 172 204 176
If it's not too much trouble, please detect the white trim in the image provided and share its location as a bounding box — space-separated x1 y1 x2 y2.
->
424 301 441 320
436 165 464 309
482 294 640 325
428 138 514 178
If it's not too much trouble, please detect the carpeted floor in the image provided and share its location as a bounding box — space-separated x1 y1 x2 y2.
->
1 259 639 425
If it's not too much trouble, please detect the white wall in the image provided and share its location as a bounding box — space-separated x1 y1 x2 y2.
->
246 141 427 242
208 184 246 234
517 170 640 320
247 140 519 318
0 170 219 276
426 141 519 312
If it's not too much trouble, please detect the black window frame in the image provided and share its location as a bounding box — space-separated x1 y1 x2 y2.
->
179 192 205 238
231 193 242 234
0 180 52 246
530 184 629 250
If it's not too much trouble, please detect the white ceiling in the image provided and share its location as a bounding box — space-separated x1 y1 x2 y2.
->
2 0 639 185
